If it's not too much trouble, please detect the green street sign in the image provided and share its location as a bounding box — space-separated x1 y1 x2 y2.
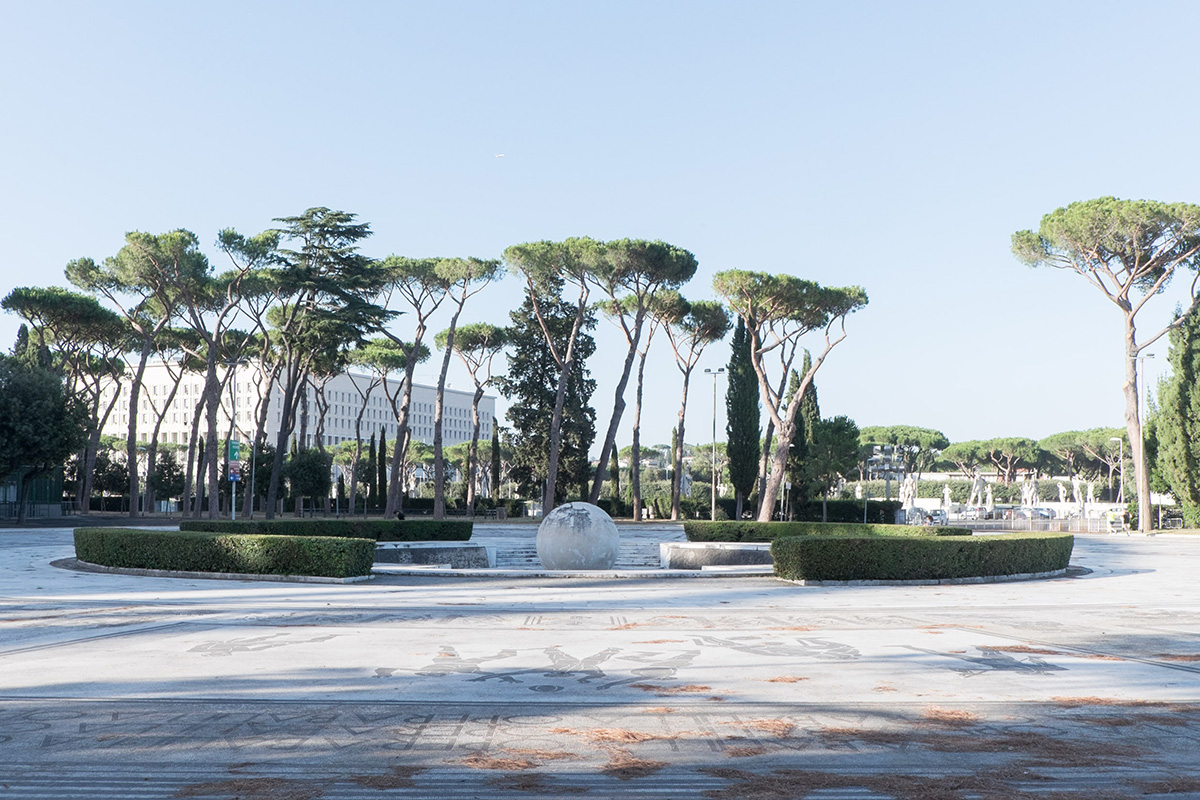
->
228 440 240 461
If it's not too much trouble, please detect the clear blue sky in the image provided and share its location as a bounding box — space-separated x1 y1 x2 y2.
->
3 1 1198 452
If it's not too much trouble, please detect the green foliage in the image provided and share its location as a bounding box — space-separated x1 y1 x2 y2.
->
286 447 332 501
1014 197 1200 530
494 292 596 504
491 426 502 499
74 528 375 578
725 317 760 511
1155 307 1200 521
179 518 473 541
858 425 949 475
148 449 185 501
683 519 966 542
0 356 88 519
771 532 1074 582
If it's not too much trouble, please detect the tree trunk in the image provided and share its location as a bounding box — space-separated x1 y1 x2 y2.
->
80 429 102 513
1124 322 1152 532
16 470 31 525
630 349 648 522
670 369 692 520
433 305 465 520
758 413 799 522
126 338 153 518
541 301 586 517
385 366 418 518
203 360 222 520
183 397 205 516
589 313 644 504
466 385 485 516
756 422 775 517
266 359 303 520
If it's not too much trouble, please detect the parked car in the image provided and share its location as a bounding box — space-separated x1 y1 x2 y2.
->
928 509 948 525
961 506 986 520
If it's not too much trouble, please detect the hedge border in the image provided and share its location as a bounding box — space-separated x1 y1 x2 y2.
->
75 528 376 579
179 518 472 542
683 520 971 542
770 531 1074 582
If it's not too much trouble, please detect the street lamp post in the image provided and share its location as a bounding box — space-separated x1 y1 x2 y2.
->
1109 436 1124 504
704 367 725 521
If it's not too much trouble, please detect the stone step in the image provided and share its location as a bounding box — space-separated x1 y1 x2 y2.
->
492 541 663 569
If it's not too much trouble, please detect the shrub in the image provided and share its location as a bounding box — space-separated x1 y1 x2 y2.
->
74 528 375 579
596 498 630 518
179 518 473 542
683 520 970 542
771 531 1074 582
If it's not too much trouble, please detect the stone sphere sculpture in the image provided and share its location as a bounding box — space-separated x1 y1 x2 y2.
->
536 502 620 570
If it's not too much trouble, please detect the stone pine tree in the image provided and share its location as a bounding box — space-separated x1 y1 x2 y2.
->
1155 307 1200 525
66 231 194 518
495 293 596 506
374 257 445 517
2 286 127 509
503 238 599 514
250 208 392 519
427 259 502 518
658 297 731 519
715 271 865 521
725 317 760 521
1014 198 1200 532
435 321 506 516
586 239 698 504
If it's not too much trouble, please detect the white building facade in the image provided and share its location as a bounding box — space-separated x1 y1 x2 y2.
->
98 361 496 450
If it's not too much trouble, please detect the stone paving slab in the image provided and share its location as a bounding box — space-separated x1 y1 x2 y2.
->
1 526 1199 799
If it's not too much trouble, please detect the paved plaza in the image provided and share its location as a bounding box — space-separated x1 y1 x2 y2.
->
1 524 1199 799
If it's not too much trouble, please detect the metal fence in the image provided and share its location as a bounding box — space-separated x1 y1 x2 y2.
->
965 517 1130 533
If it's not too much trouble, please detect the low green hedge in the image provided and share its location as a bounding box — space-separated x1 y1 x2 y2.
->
683 520 971 542
771 531 1074 582
75 528 375 579
178 518 472 542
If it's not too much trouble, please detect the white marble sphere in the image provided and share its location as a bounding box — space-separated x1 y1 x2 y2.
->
536 502 620 570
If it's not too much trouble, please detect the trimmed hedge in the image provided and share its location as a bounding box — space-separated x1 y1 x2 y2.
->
683 520 971 542
179 518 472 542
74 528 375 579
771 531 1074 582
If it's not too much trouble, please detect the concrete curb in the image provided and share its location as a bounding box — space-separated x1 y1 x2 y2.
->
780 567 1070 586
58 558 374 584
369 564 774 579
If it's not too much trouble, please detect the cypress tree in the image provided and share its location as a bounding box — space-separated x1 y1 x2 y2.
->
725 317 760 519
785 351 821 510
377 430 388 511
367 432 377 511
1156 308 1200 525
491 426 501 499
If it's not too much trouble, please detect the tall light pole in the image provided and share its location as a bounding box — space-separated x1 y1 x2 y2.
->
1109 436 1124 504
705 367 725 521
